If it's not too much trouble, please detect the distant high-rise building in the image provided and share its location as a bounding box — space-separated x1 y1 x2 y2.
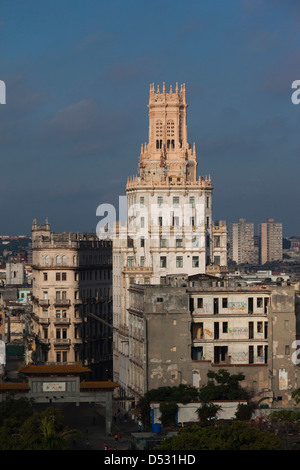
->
258 218 283 264
230 218 255 264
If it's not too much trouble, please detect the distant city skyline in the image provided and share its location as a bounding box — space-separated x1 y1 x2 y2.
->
1 1 300 236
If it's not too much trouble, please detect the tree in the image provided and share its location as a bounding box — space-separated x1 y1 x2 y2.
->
269 410 300 450
40 415 81 450
196 402 222 426
198 369 248 402
159 402 178 428
159 421 282 450
0 401 81 450
235 402 256 421
292 388 300 404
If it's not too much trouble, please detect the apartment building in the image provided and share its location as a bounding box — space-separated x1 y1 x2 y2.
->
30 219 112 380
259 218 283 264
127 274 298 408
230 218 256 264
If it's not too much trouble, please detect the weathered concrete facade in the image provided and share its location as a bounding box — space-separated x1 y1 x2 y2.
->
128 275 298 408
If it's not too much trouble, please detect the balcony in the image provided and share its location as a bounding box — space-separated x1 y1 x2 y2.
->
54 338 71 347
39 299 50 307
39 338 50 345
54 299 71 307
53 317 70 325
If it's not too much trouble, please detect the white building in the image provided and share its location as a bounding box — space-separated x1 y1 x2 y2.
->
112 83 227 402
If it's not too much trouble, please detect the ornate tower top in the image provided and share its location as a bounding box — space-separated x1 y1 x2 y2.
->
127 83 212 191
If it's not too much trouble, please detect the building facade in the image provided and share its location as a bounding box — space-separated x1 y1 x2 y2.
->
230 218 256 264
112 83 227 401
30 219 113 380
128 274 298 408
259 218 283 264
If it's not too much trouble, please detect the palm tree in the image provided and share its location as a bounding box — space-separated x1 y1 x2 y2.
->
40 416 81 450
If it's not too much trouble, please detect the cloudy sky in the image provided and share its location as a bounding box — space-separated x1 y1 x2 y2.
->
1 0 300 236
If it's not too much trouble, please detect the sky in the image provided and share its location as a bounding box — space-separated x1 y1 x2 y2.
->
0 0 300 237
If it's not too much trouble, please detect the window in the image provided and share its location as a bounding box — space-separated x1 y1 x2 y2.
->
192 236 198 247
197 298 203 308
206 196 209 208
56 272 61 281
157 297 163 302
257 322 263 333
140 217 145 228
140 197 144 207
127 256 134 267
176 238 183 247
158 216 163 227
140 237 145 247
160 256 167 268
214 236 220 247
257 297 263 308
140 256 145 267
223 322 228 333
160 237 167 248
43 272 48 281
62 272 67 281
157 196 163 207
206 217 210 228
285 345 290 355
176 256 183 268
249 346 254 364
172 216 179 226
190 216 195 226
189 197 195 208
222 298 228 308
160 276 167 285
144 278 150 285
257 345 263 358
214 256 220 266
192 256 199 268
173 196 179 207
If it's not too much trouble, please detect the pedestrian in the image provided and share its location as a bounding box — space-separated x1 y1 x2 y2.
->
119 432 123 443
104 442 108 450
114 433 118 442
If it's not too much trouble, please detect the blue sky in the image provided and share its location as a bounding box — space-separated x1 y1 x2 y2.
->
0 0 300 236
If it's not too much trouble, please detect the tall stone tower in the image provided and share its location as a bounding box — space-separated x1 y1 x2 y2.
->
112 83 227 402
